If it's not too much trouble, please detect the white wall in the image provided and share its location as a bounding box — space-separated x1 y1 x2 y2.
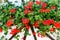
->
8 0 29 6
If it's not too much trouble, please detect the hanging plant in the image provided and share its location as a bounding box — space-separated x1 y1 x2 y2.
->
0 0 60 40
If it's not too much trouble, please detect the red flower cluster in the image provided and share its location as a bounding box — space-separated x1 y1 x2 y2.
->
24 9 28 15
45 8 50 13
33 21 39 28
27 2 33 10
24 5 32 10
24 2 33 15
25 24 30 30
51 6 56 10
24 5 33 13
43 19 54 25
42 2 47 8
24 6 29 9
50 28 55 32
40 9 45 13
10 9 16 13
22 18 30 25
40 8 50 13
6 19 14 27
38 32 41 37
37 32 44 38
28 6 33 13
28 2 33 6
54 22 60 28
10 28 20 35
0 28 3 32
36 1 41 5
39 2 51 13
22 18 30 30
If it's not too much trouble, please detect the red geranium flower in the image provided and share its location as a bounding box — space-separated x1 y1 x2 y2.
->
40 8 50 13
10 28 20 35
25 24 30 30
50 28 55 32
0 28 3 32
24 9 28 15
38 32 41 37
33 21 39 28
43 19 54 25
24 6 29 10
22 18 30 24
28 1 33 6
51 6 56 10
24 5 33 13
37 32 44 38
10 9 16 13
36 1 41 5
40 9 45 13
42 2 47 8
6 19 13 27
45 8 50 13
54 22 60 28
29 6 32 9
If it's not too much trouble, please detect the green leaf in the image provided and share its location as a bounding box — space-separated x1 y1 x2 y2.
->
35 15 43 20
2 25 8 35
17 23 23 29
24 29 29 36
49 0 58 4
0 14 4 21
0 36 4 40
56 11 60 17
29 16 34 24
39 24 50 32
